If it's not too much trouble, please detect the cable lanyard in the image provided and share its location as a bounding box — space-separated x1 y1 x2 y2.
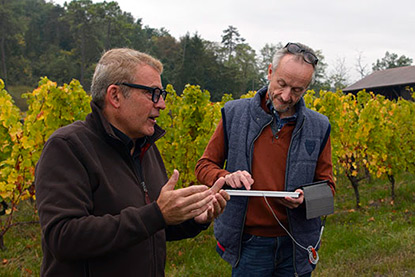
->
263 196 326 265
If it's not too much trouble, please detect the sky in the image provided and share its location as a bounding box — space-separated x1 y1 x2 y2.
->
50 0 415 84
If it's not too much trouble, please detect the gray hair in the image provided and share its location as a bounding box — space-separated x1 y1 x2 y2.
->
91 48 163 107
271 42 317 83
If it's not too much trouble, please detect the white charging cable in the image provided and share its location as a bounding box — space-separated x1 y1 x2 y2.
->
263 196 326 265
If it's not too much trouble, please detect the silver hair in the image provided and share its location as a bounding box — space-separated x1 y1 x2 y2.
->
271 42 317 84
90 48 163 108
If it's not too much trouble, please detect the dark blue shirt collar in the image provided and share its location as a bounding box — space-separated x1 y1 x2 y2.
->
266 99 298 130
110 125 147 157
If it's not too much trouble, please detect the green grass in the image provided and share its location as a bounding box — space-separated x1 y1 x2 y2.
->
0 200 41 276
166 173 415 276
1 173 414 276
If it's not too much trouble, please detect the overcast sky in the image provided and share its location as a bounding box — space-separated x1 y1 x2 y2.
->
50 0 414 83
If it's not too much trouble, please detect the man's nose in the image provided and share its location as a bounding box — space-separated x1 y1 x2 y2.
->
155 95 166 110
280 87 292 102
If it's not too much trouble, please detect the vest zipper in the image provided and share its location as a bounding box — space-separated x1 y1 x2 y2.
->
248 117 273 171
285 116 305 275
235 116 273 266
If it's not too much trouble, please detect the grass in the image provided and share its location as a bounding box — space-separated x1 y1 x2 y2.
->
0 201 41 276
165 173 415 276
1 173 414 276
311 172 415 276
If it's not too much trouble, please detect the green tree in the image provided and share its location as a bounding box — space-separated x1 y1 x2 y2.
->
0 0 29 87
232 43 260 94
326 57 350 91
25 0 74 85
372 51 413 71
258 43 282 85
148 33 181 87
174 33 230 101
93 1 137 50
62 0 102 87
309 50 330 92
221 25 245 62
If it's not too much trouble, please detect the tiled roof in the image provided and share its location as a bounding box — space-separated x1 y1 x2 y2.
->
344 65 415 92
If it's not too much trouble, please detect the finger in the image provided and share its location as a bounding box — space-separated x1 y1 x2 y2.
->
163 169 179 191
226 174 243 188
219 190 230 201
211 177 226 193
181 194 214 213
240 175 253 190
283 197 302 208
206 205 214 221
240 171 254 190
213 195 226 216
174 185 209 197
187 203 211 219
224 175 235 188
242 171 254 183
285 195 303 204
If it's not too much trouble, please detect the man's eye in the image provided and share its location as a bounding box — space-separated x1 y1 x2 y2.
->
293 88 303 95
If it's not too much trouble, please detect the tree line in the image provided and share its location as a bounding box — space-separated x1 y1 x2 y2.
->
0 0 413 101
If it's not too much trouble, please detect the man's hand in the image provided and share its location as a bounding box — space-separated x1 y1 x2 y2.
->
157 170 214 225
275 189 304 209
224 170 254 190
194 177 230 224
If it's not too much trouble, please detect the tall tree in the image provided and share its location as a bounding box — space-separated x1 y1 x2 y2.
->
372 51 413 71
327 57 350 91
221 25 245 62
150 34 181 87
63 0 102 86
25 0 73 85
258 43 282 85
309 50 330 92
93 1 136 50
176 33 209 92
232 43 260 93
0 0 27 87
355 51 370 78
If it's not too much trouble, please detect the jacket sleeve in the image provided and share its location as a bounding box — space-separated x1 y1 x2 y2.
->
195 119 230 186
35 136 166 262
165 219 210 241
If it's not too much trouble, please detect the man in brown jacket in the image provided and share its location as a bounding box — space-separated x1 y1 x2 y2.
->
35 48 229 276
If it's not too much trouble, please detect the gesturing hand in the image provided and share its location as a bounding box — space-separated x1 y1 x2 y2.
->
194 177 230 224
157 170 213 225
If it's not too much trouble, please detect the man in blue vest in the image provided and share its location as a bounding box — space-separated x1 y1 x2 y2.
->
196 42 335 276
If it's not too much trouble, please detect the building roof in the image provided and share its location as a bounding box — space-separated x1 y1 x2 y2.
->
344 65 415 92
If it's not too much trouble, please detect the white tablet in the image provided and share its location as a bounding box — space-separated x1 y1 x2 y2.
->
224 190 299 198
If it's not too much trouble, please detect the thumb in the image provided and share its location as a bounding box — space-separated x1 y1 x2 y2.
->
211 177 226 193
163 169 179 191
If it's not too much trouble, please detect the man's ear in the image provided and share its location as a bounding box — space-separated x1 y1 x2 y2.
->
267 64 273 81
106 84 122 109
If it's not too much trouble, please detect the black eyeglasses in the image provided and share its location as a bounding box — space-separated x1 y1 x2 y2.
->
116 83 167 103
285 43 318 66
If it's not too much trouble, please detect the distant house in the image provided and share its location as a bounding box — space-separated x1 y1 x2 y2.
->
343 65 415 100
